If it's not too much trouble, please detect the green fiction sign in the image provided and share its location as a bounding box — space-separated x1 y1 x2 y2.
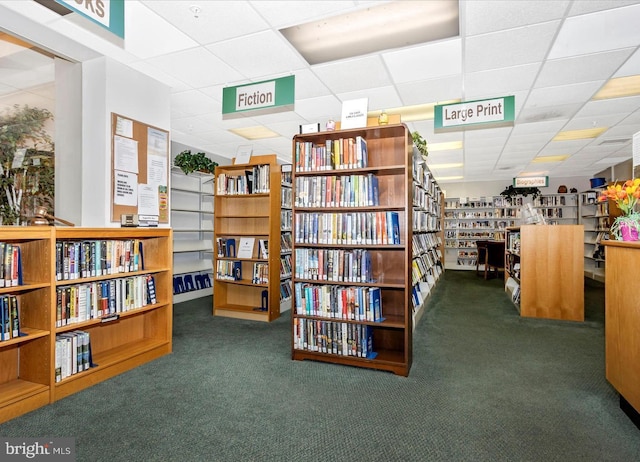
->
55 0 125 38
434 96 515 132
222 75 295 118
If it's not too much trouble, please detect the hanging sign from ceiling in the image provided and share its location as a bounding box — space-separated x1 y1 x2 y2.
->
222 76 295 119
434 95 515 132
514 176 549 188
54 0 125 38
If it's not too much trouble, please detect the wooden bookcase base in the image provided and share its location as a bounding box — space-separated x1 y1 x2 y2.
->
292 350 409 377
214 307 270 322
620 395 640 431
0 383 50 424
53 341 171 401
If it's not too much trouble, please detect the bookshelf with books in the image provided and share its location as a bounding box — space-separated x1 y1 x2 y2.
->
213 155 282 322
170 168 214 302
411 148 444 326
444 196 512 270
579 188 609 282
0 227 172 424
0 227 54 423
51 227 173 402
291 123 420 376
280 164 293 312
532 193 579 225
504 225 584 321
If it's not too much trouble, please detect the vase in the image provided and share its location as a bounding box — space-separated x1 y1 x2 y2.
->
619 222 639 241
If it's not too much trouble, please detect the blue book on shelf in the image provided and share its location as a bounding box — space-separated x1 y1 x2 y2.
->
226 238 236 258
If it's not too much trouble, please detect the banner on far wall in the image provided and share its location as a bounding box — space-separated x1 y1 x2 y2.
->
434 95 515 132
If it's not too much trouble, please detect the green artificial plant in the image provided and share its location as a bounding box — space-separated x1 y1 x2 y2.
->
411 131 428 157
500 184 541 204
174 150 218 175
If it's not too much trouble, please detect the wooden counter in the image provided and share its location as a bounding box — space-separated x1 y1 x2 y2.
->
603 240 640 428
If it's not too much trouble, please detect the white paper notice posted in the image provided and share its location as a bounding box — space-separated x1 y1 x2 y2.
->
114 170 138 206
340 98 368 129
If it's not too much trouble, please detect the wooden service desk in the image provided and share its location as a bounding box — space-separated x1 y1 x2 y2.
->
603 240 640 429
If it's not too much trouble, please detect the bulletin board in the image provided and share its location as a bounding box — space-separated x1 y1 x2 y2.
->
110 113 170 223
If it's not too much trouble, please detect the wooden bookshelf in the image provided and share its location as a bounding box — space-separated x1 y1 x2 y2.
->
504 225 584 321
213 155 282 322
0 227 172 424
291 124 430 376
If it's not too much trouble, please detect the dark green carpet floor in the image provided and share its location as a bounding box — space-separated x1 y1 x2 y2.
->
1 270 639 461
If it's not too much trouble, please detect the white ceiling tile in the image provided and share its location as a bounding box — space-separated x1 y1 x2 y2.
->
141 1 269 45
396 76 463 105
312 55 392 94
535 48 635 88
615 48 640 77
525 81 603 108
464 0 569 36
573 95 640 120
549 3 640 59
517 104 579 124
294 94 342 120
337 86 401 112
125 2 199 59
465 21 559 73
127 61 192 93
465 64 540 99
146 47 245 89
292 69 332 99
206 31 308 80
171 90 218 117
383 39 462 83
249 1 360 28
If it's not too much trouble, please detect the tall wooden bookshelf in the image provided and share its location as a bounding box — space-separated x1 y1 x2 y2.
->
291 123 424 376
213 155 282 322
0 227 173 424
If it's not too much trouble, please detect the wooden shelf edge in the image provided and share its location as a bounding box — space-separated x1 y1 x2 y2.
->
0 382 50 424
292 350 408 376
0 327 49 347
55 303 171 334
53 339 171 402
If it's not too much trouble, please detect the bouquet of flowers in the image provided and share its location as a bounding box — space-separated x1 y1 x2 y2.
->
598 178 640 240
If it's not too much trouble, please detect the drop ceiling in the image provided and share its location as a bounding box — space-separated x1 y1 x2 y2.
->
1 0 640 184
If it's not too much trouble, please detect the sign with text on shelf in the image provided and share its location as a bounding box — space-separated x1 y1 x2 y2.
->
434 96 515 132
514 176 549 188
222 76 295 119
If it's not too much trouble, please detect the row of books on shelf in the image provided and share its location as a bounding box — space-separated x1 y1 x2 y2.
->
55 274 157 327
294 174 379 208
281 187 292 208
215 260 269 284
294 283 382 322
505 277 520 306
0 295 19 341
56 239 143 281
295 136 368 172
280 254 292 278
216 237 269 259
281 210 292 232
55 330 92 382
507 231 521 253
294 211 400 245
0 243 22 288
412 254 442 285
413 160 438 196
281 165 292 185
534 195 573 206
413 210 440 232
215 164 270 195
294 248 373 283
293 319 376 359
281 232 293 252
413 184 440 212
280 280 292 301
412 233 442 256
411 275 439 309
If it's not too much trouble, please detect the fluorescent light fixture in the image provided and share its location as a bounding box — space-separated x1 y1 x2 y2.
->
229 126 280 140
593 75 640 100
429 162 463 169
435 175 464 181
429 141 463 152
280 1 459 65
553 127 607 141
531 155 570 163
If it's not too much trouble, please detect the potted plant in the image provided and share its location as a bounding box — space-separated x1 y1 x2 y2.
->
411 131 428 157
174 150 217 175
499 185 541 205
599 179 640 241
